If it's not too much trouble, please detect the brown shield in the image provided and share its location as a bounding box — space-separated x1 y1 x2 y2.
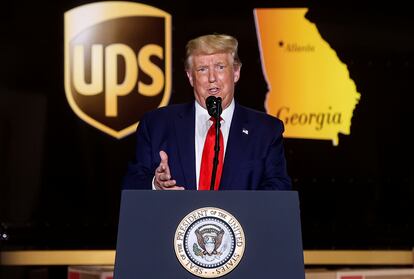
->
64 2 171 139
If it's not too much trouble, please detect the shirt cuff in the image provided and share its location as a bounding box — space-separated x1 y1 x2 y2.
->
152 176 158 190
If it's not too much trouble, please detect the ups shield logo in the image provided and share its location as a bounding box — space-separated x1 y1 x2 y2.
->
64 2 171 139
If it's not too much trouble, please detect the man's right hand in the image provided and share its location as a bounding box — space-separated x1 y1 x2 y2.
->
154 151 185 190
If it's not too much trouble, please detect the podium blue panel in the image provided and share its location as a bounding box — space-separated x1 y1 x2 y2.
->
114 190 305 279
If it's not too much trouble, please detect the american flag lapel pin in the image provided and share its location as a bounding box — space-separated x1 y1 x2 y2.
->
242 128 249 135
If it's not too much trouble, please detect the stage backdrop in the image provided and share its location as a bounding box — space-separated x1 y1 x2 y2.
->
0 1 413 250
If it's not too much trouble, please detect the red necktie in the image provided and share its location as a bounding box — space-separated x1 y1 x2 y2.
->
199 117 224 190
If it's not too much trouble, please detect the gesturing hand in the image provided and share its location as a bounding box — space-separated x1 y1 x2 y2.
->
154 151 185 190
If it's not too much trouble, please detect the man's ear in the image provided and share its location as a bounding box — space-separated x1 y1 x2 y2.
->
233 65 241 83
186 71 194 87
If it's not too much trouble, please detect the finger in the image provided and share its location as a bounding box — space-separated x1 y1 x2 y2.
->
156 179 176 189
162 180 176 187
158 150 171 177
158 173 171 181
161 164 171 178
154 178 171 190
159 181 185 191
154 177 184 190
159 150 168 164
156 164 166 173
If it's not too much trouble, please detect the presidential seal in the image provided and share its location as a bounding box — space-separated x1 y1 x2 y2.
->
174 207 245 278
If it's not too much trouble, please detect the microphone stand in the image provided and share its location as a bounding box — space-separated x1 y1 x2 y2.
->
210 100 222 191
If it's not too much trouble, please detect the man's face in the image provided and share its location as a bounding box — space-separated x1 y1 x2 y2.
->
186 53 241 110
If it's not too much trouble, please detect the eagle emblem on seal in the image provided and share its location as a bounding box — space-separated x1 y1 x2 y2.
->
193 224 225 260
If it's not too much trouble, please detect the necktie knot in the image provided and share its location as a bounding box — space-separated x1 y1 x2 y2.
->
209 116 223 130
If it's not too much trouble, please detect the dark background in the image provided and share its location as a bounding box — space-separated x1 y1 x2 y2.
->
1 0 413 256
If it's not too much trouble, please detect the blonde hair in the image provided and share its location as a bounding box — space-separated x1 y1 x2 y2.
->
185 34 241 70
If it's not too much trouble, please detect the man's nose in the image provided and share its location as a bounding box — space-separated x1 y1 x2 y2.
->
208 69 217 82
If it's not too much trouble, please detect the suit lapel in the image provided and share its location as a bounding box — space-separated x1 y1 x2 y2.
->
220 104 250 189
174 102 197 190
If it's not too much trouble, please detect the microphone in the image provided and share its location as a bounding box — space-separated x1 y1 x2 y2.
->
205 96 222 190
206 96 222 118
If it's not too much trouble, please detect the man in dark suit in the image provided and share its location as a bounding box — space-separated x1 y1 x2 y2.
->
123 34 291 190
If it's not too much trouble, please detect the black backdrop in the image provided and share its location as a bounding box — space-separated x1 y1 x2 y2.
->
1 1 413 251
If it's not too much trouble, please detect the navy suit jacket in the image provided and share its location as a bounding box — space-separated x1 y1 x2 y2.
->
122 101 291 190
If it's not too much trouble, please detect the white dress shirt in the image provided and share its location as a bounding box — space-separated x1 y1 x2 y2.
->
195 99 235 189
153 99 235 190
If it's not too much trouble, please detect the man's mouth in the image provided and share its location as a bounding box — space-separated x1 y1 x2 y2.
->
208 87 220 94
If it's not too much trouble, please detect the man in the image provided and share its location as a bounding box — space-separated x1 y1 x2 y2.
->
123 34 291 190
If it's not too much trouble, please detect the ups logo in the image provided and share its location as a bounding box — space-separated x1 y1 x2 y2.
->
64 2 171 138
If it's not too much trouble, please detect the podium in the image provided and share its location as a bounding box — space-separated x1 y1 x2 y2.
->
114 190 305 279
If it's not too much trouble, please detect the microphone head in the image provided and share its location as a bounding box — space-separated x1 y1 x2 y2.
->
206 96 222 117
